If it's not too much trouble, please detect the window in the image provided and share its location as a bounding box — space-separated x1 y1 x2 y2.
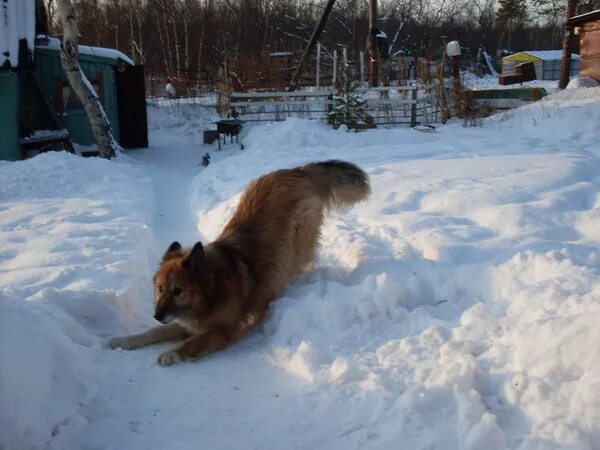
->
56 75 104 114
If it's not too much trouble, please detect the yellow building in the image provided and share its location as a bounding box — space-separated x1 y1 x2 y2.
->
502 51 580 80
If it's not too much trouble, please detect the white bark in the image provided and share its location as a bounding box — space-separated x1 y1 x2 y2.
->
183 1 190 76
56 0 117 158
172 17 181 77
332 49 337 86
316 42 321 88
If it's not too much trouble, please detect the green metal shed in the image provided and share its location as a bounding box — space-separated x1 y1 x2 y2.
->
34 38 130 146
1 36 148 160
0 72 23 160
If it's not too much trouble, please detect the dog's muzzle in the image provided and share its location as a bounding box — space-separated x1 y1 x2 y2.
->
154 304 175 324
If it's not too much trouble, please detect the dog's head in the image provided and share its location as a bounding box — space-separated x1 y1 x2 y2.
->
152 241 214 324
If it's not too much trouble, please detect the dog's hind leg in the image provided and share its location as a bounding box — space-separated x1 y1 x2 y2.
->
293 199 325 272
108 322 189 350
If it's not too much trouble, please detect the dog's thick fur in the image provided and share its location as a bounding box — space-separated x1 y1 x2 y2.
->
109 160 370 365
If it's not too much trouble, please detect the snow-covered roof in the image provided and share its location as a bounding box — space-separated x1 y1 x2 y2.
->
0 0 36 69
568 8 600 26
37 37 135 66
521 50 581 61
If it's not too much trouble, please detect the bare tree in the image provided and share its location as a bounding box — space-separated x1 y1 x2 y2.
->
56 0 118 158
61 0 571 83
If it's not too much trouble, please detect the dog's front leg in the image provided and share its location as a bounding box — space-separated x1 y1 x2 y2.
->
109 322 189 350
157 325 236 366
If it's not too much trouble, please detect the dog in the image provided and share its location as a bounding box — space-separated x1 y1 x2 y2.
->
109 160 370 366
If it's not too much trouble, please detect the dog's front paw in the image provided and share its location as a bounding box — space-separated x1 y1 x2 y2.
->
157 350 183 366
108 336 140 350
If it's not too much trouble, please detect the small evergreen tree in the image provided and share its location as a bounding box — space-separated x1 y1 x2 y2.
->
328 81 369 129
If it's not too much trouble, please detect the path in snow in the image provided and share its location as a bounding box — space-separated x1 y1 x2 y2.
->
76 129 380 450
79 98 600 449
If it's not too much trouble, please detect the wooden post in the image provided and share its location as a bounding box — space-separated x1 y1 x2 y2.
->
332 49 338 86
368 0 378 86
410 87 417 127
439 39 449 123
316 42 321 88
342 47 348 84
359 51 365 85
451 55 461 95
559 0 577 89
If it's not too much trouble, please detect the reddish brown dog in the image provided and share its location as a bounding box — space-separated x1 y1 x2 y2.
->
109 160 370 365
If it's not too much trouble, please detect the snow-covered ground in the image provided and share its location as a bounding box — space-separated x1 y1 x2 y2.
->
463 72 560 92
1 88 600 450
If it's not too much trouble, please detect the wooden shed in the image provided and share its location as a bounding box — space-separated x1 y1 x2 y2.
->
568 7 600 81
502 51 580 80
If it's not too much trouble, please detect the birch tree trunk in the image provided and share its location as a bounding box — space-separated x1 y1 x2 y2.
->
56 0 117 159
183 1 190 76
172 17 181 77
163 15 174 76
137 15 144 64
129 14 135 61
154 12 170 76
197 22 205 80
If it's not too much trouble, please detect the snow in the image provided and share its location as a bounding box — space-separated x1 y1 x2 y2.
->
482 51 499 77
567 77 599 89
463 72 560 91
2 88 600 449
518 50 580 61
165 82 176 97
37 37 135 66
0 0 36 68
20 129 70 143
0 152 155 448
269 51 294 57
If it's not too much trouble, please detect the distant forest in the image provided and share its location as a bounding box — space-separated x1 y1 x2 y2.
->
44 0 569 80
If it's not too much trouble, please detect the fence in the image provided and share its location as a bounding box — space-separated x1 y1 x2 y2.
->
228 85 441 126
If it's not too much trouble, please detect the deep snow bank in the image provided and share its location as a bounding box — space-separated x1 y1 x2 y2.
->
486 86 600 146
0 152 156 448
187 88 600 449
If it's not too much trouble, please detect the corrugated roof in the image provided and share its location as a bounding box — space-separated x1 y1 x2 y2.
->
0 0 36 69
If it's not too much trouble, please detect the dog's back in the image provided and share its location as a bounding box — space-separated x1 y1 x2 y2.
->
218 160 370 303
109 161 370 365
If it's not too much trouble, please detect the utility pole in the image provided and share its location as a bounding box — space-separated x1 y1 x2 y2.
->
559 0 578 89
289 0 337 91
368 0 378 86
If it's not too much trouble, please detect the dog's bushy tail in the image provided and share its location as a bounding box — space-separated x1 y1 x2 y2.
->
302 160 371 209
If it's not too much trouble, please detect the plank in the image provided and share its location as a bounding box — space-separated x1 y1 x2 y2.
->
231 91 333 99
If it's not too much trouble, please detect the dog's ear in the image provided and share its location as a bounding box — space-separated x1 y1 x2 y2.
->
163 241 182 261
184 241 205 276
